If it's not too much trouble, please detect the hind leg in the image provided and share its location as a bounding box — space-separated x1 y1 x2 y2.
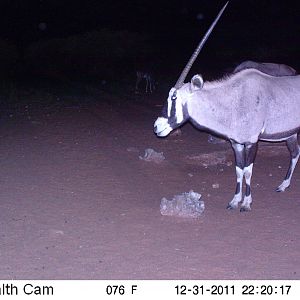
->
276 134 300 192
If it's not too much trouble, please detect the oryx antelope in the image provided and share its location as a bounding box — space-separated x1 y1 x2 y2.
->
154 2 300 212
233 60 297 76
135 71 156 93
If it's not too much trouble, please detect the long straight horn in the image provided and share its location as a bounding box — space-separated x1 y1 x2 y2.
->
174 1 229 89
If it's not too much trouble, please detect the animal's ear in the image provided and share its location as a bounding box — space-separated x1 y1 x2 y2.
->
191 74 204 91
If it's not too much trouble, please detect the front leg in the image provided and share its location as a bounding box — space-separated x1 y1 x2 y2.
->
241 143 258 211
227 142 258 211
227 142 245 210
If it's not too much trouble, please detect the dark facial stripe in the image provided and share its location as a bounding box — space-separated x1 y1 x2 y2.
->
182 103 189 120
167 97 177 126
170 98 176 118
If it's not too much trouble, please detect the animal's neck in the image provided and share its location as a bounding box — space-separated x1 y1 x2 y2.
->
188 90 234 139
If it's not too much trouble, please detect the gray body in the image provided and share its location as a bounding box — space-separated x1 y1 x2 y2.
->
234 60 297 76
208 61 297 144
154 69 300 211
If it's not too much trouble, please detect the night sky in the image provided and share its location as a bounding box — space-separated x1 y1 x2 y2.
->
0 1 299 40
0 0 300 81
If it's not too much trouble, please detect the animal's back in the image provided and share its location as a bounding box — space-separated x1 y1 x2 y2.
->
220 69 300 142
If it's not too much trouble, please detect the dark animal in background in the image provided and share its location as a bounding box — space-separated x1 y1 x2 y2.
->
135 71 156 93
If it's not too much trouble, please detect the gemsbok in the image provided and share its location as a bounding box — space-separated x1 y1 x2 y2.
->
154 2 300 211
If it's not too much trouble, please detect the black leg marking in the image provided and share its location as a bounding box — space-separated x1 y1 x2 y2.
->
277 134 300 192
231 142 245 170
227 142 245 210
240 142 258 212
229 141 258 212
245 142 258 168
235 182 241 195
285 134 300 179
245 184 251 197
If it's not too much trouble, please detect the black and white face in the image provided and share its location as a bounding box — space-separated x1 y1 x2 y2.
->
154 75 204 137
153 87 188 137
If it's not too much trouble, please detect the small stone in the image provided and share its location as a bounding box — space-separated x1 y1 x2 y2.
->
212 183 220 189
139 148 165 164
160 190 204 218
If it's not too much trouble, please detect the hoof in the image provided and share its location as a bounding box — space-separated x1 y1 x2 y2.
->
240 206 251 212
276 180 289 192
226 204 236 210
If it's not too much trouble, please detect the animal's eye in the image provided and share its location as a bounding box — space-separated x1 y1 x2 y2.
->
171 95 177 101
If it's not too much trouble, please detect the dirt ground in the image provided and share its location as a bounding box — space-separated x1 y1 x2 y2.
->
0 87 299 280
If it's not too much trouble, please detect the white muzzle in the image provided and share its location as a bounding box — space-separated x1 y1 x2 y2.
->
154 117 173 137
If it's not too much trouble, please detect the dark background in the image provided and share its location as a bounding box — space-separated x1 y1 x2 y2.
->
0 0 299 87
